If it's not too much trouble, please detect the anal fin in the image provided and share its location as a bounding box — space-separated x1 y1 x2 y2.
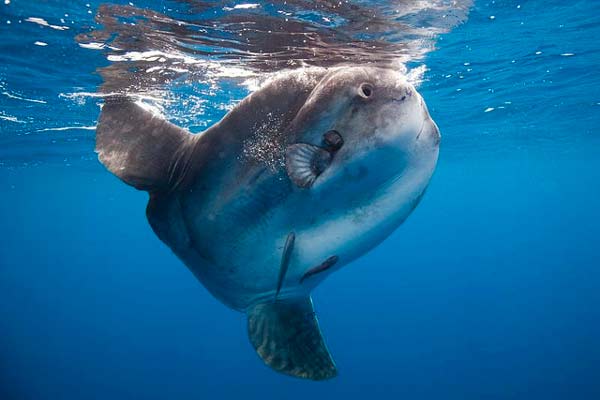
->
247 297 337 380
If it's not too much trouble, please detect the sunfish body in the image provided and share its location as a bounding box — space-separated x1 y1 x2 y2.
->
96 66 440 380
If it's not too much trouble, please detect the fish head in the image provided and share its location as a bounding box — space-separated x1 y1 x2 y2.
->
285 66 440 199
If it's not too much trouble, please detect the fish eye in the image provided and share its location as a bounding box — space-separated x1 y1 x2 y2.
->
359 83 374 99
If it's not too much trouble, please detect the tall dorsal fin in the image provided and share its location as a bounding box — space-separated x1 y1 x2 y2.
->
96 96 195 192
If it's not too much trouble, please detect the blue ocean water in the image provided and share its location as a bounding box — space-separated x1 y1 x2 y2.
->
1 1 599 399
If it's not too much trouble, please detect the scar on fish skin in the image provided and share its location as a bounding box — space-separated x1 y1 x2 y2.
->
275 232 295 298
300 255 339 283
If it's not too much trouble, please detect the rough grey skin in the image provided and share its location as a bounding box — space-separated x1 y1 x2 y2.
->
96 66 440 380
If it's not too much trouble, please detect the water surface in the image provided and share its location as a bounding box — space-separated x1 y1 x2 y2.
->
1 1 599 399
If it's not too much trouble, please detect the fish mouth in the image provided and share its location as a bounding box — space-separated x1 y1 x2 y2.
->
415 118 426 140
391 96 408 103
415 117 440 146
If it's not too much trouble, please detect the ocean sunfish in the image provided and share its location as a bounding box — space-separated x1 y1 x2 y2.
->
96 66 440 380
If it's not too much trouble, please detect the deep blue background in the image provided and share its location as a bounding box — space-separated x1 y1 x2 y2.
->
1 1 599 399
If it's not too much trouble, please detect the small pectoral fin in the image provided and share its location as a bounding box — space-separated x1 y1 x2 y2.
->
285 143 332 188
247 297 337 380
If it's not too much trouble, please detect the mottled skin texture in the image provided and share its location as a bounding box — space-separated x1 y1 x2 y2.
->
143 67 439 311
96 66 440 379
